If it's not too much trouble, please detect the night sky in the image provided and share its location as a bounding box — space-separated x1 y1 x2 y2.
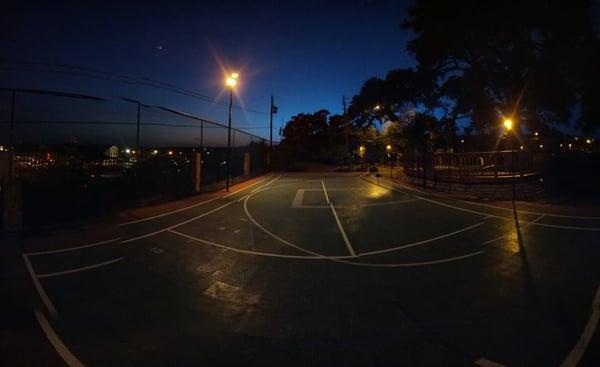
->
2 1 415 141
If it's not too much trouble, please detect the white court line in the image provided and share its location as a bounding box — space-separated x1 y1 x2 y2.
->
365 177 600 231
249 175 281 193
244 181 487 267
475 358 507 367
560 286 600 367
118 175 271 226
321 180 330 204
168 229 354 259
359 220 487 256
120 199 237 244
37 257 124 279
34 309 85 367
23 255 57 316
336 250 484 267
482 215 545 246
25 237 122 256
322 180 357 257
378 176 600 220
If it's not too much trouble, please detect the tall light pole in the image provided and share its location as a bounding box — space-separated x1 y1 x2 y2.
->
225 72 239 192
503 118 515 200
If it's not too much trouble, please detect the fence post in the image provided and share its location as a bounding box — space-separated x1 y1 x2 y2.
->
243 152 250 177
448 154 452 193
193 152 202 192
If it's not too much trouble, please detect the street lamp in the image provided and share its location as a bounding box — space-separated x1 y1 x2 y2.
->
225 72 239 192
503 117 515 199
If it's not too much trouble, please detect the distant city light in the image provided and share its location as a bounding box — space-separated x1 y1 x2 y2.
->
586 139 592 144
539 144 543 149
132 150 136 154
374 105 382 111
152 149 158 154
520 145 524 150
574 136 579 141
534 132 538 136
168 150 173 155
568 143 572 148
386 144 392 151
560 143 563 147
0 145 4 151
460 139 465 143
125 148 131 154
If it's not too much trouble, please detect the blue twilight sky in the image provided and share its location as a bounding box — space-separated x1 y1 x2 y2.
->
1 0 415 141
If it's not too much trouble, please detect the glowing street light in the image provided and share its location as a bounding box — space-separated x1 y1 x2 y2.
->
386 144 392 151
503 118 513 131
225 71 239 192
374 104 382 111
586 139 592 144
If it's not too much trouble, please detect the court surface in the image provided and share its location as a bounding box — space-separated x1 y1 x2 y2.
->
23 173 600 366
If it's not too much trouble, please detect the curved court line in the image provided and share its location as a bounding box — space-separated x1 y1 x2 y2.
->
23 255 58 316
37 257 124 278
243 187 337 259
560 286 600 367
364 177 600 231
118 175 272 226
168 229 354 260
358 221 488 257
378 177 600 220
336 250 484 267
243 185 487 268
35 309 85 367
25 237 122 256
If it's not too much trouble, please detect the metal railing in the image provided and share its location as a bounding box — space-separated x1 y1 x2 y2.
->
404 150 537 188
0 88 270 228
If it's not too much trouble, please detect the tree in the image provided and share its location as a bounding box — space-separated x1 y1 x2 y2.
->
402 0 600 138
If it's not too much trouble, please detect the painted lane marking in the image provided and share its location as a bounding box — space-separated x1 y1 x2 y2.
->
120 199 237 244
119 175 271 226
560 286 600 367
245 182 488 267
358 221 487 257
291 189 306 208
34 309 85 367
36 257 124 279
249 175 281 193
23 255 57 316
365 177 600 231
475 358 507 367
482 215 545 246
168 229 354 259
376 173 600 220
25 237 122 256
243 186 341 258
322 179 357 257
321 180 330 204
337 250 484 267
329 202 356 257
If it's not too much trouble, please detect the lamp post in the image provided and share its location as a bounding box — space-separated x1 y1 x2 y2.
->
225 72 239 192
503 118 515 200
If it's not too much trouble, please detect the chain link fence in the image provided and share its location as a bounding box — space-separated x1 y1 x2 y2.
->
0 88 269 228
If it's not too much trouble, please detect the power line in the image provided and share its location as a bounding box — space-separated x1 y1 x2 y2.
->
0 60 271 115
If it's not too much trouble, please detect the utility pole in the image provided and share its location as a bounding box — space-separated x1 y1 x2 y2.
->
269 95 274 150
343 95 350 169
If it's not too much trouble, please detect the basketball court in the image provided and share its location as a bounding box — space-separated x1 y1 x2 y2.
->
22 173 600 366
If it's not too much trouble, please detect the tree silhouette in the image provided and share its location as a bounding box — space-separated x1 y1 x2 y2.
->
402 0 600 137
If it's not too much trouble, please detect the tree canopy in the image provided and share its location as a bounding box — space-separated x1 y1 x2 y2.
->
402 0 600 134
